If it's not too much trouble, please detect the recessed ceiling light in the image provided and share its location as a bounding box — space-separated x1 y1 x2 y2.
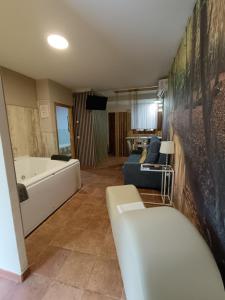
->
47 34 69 49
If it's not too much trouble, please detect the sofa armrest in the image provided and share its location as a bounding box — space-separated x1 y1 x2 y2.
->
123 162 162 189
123 162 140 173
116 207 224 300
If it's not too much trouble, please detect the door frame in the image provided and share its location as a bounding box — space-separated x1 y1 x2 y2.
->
54 103 75 158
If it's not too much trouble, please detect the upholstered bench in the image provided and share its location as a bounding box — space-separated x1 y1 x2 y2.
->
106 185 224 300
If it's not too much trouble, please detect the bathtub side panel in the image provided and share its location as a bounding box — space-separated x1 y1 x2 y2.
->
21 163 81 236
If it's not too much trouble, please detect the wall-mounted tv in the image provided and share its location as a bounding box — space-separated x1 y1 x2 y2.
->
86 95 108 110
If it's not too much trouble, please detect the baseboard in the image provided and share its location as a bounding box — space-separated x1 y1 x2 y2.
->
0 267 30 283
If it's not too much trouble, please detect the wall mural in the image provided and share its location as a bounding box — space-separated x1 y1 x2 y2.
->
164 0 225 280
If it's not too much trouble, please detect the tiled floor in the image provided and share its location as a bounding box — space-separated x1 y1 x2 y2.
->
0 157 127 300
0 157 160 300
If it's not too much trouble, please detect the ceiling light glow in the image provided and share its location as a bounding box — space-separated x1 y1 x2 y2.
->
47 34 68 49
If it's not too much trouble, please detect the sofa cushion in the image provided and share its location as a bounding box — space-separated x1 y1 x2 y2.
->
127 154 141 163
145 151 158 163
144 137 160 163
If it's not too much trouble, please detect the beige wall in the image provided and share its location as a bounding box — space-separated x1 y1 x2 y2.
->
48 79 73 106
36 79 73 105
1 67 37 108
1 67 43 157
36 79 73 156
36 79 50 100
1 68 73 157
7 105 43 157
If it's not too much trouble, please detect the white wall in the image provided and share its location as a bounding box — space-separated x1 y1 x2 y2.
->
0 77 28 275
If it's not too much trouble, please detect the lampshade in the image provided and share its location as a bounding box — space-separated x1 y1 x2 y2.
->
160 141 174 154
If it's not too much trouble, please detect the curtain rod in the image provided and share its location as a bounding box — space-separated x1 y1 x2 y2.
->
114 85 158 94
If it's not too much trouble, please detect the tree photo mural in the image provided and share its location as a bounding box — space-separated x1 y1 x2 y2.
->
164 0 225 280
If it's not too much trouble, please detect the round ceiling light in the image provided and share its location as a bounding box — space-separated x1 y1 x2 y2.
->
47 34 69 49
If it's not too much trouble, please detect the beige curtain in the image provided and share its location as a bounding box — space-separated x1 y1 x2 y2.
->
73 91 96 167
73 91 108 167
93 110 108 164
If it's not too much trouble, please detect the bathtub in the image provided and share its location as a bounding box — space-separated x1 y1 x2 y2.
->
15 156 81 236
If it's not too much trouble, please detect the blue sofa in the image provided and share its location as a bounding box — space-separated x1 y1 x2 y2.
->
123 137 167 190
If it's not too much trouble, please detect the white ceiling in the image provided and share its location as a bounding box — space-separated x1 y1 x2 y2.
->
0 0 195 91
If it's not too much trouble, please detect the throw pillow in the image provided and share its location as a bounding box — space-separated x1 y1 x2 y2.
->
144 137 160 164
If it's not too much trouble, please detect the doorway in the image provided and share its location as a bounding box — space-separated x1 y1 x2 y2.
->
55 104 75 157
108 112 131 157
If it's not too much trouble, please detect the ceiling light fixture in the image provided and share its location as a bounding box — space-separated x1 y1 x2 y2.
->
47 34 69 50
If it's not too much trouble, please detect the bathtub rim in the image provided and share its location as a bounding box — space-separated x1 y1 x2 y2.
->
16 157 80 188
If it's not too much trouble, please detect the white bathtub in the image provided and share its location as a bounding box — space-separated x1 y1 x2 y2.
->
15 156 81 236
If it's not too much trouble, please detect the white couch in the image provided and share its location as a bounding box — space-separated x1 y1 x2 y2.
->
106 184 224 300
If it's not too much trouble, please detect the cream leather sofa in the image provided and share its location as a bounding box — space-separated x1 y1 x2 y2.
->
106 185 224 300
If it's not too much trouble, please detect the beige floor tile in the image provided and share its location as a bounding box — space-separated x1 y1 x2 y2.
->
51 215 108 256
0 157 158 300
0 278 17 300
0 158 158 300
25 224 58 265
65 195 84 208
42 281 83 300
50 227 84 250
78 185 97 195
81 290 116 300
91 206 109 220
45 208 74 229
121 288 126 300
8 274 51 300
86 215 110 235
99 228 117 259
32 245 70 278
25 243 43 266
56 251 97 289
70 228 107 255
66 212 93 230
74 204 97 217
82 197 105 207
87 258 123 299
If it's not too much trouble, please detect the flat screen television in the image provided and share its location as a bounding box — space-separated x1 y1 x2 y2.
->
86 95 108 110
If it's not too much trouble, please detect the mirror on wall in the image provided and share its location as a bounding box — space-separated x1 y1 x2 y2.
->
55 104 75 157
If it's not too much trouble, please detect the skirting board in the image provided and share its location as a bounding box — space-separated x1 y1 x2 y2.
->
0 267 30 283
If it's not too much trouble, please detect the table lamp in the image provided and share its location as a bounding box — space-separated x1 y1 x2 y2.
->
160 141 174 165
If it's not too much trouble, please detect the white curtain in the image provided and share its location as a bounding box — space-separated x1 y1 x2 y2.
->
131 98 158 130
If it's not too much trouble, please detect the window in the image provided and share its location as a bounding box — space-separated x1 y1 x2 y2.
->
131 100 158 130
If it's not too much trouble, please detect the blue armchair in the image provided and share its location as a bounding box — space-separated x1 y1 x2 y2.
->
122 137 167 190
